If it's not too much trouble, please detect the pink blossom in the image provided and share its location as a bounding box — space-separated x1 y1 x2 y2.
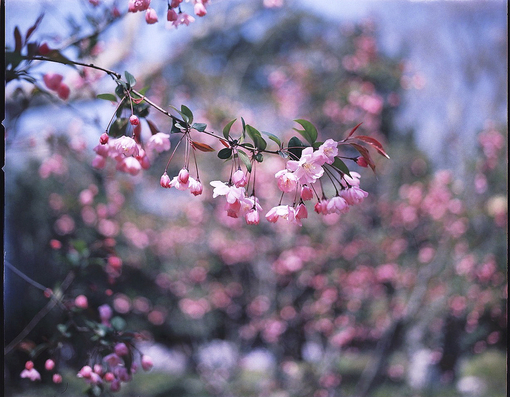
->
286 147 324 184
314 200 329 215
45 359 55 371
171 0 183 7
342 171 361 187
43 73 63 91
160 172 171 188
189 178 203 196
113 136 139 157
52 374 62 384
172 12 195 28
169 175 189 191
128 0 151 12
129 115 139 125
104 372 115 382
117 157 142 176
194 3 207 17
100 132 109 144
57 83 70 100
210 181 245 204
104 353 122 367
340 186 368 205
20 368 41 381
232 169 248 187
141 355 154 371
245 209 260 225
295 203 308 220
327 196 350 214
178 168 190 184
114 343 129 357
145 8 158 24
300 185 314 201
166 9 178 22
266 205 296 223
99 304 113 325
77 366 93 379
275 169 298 193
315 139 338 164
75 295 88 309
147 132 171 153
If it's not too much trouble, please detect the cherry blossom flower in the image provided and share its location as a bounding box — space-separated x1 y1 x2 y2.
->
286 147 324 184
342 171 362 187
300 185 314 201
275 169 298 193
20 367 41 381
210 181 245 204
340 186 368 205
145 8 158 24
266 205 297 223
113 136 139 157
194 2 207 17
189 178 203 196
315 139 338 164
75 295 89 309
147 132 171 153
128 0 151 13
117 156 142 176
172 12 195 28
327 196 349 214
232 169 248 187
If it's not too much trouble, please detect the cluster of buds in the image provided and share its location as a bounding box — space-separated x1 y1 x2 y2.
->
43 72 70 100
160 167 204 195
20 359 62 384
93 131 171 176
77 344 153 393
128 0 209 27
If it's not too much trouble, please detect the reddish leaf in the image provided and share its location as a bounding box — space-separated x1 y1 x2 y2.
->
146 119 160 135
191 141 215 152
355 135 390 159
26 14 44 42
220 138 230 148
350 143 376 173
14 27 22 52
344 122 363 140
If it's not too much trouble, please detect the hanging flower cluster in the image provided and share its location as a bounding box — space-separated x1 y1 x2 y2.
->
92 70 389 226
128 0 209 27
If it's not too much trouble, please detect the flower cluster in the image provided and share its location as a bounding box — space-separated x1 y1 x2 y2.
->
43 72 70 100
128 0 209 27
20 359 63 384
93 132 171 175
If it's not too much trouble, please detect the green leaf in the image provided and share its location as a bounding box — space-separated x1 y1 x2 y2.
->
57 324 71 338
262 131 282 148
115 84 126 99
246 125 267 151
97 93 117 102
192 122 207 132
294 119 318 145
222 119 237 139
124 71 136 87
287 136 305 159
218 148 232 159
237 150 252 172
332 157 351 176
109 118 129 138
180 105 194 125
241 117 247 139
110 316 127 331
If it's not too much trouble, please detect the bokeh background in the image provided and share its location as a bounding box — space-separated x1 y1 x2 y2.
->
4 1 507 396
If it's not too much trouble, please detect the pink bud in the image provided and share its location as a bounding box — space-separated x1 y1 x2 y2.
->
74 295 88 309
43 73 63 91
145 8 158 24
189 178 203 196
100 133 109 144
52 374 62 384
114 342 129 357
129 115 139 125
160 173 171 188
355 156 368 167
194 3 207 17
232 169 247 187
245 210 260 225
167 8 178 21
171 0 183 7
141 355 154 371
295 203 308 220
57 83 70 100
301 185 314 201
45 359 55 371
25 361 34 370
104 372 115 382
178 168 190 184
78 365 93 379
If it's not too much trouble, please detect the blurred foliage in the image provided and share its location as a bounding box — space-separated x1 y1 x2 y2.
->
4 2 507 397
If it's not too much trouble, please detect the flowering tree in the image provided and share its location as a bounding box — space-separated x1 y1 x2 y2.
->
4 1 507 397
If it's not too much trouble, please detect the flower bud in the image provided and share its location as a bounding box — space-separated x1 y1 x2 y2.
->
43 73 63 91
167 9 178 21
129 115 140 126
145 8 158 24
194 3 207 17
74 295 88 309
45 359 55 371
114 342 129 357
25 361 34 370
100 132 109 144
38 42 51 55
57 83 70 100
141 355 154 371
52 374 62 384
301 185 314 201
160 173 171 188
178 168 190 184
